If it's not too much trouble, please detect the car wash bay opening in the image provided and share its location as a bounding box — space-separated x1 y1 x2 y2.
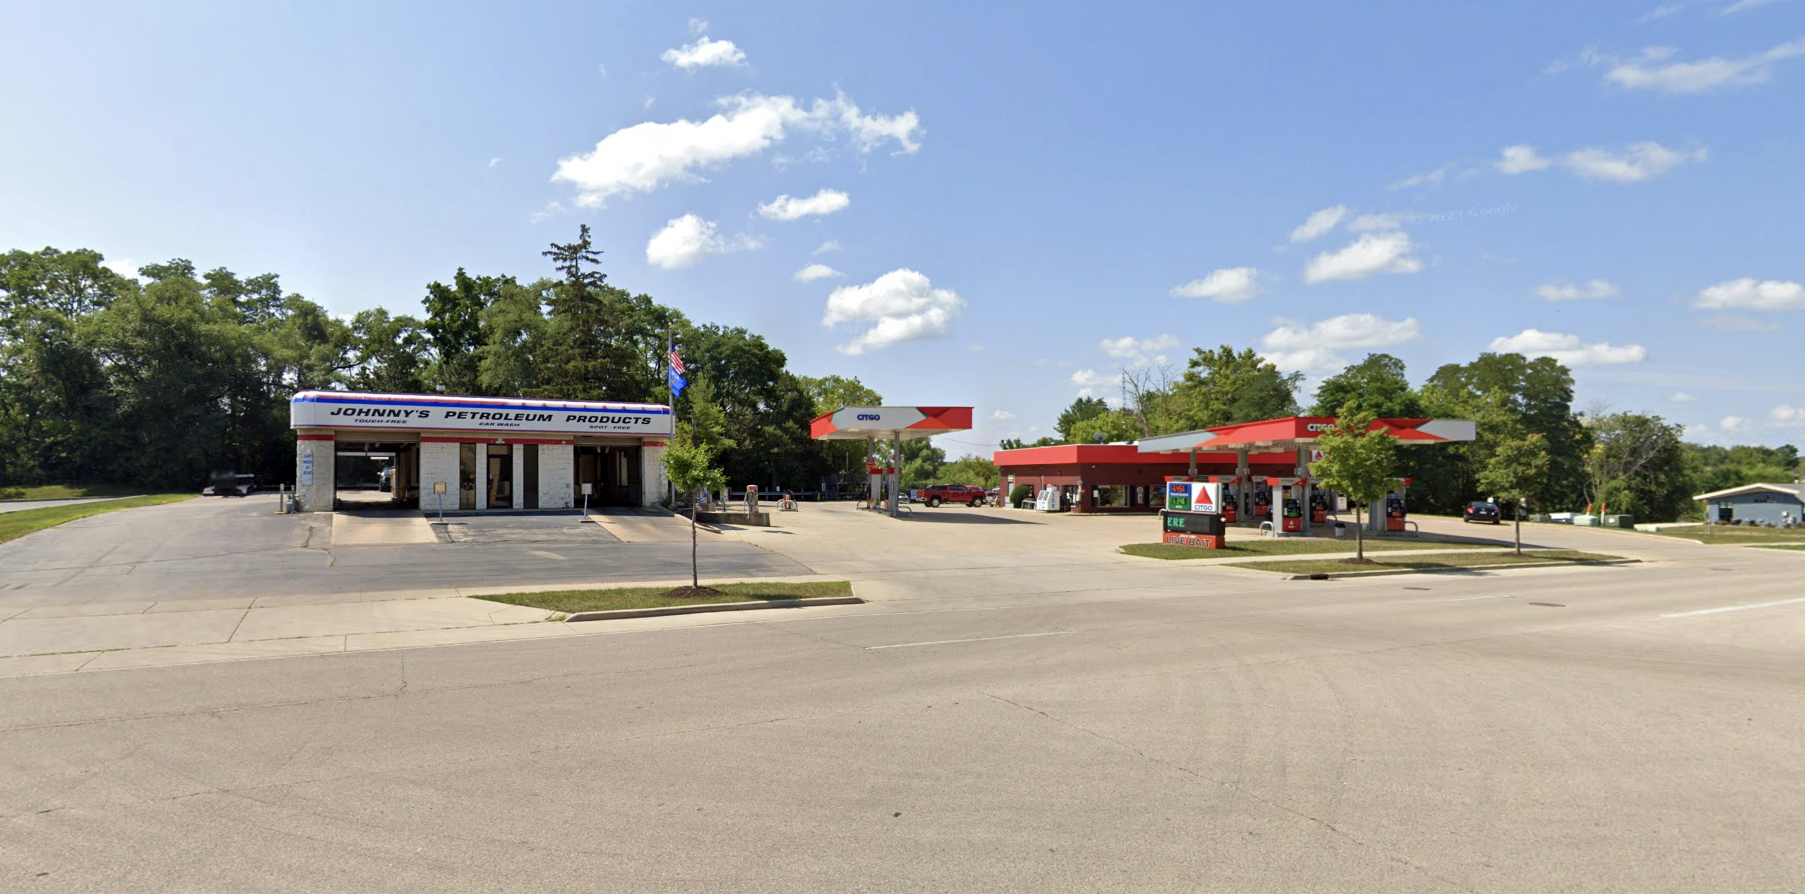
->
290 391 673 512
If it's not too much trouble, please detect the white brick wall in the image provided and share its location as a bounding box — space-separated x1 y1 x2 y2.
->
419 441 461 513
640 444 667 507
538 444 574 509
296 438 335 512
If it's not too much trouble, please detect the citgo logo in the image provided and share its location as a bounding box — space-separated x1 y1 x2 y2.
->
857 413 882 421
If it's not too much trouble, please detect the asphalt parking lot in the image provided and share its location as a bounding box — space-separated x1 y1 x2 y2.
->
1 498 1801 892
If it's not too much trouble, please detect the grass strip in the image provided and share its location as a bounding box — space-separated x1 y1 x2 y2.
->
1225 549 1622 575
1751 544 1805 552
0 484 147 501
0 494 196 546
1634 526 1805 545
1120 538 1490 560
481 580 854 614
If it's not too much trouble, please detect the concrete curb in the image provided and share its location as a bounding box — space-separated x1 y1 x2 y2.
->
1283 558 1642 580
563 595 864 623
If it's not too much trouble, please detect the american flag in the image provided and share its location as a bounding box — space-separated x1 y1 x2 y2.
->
668 348 686 377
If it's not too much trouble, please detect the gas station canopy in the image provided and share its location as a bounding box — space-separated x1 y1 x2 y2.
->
1137 416 1476 455
809 406 974 441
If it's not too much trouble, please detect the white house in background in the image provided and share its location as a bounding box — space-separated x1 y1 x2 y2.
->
1692 483 1805 527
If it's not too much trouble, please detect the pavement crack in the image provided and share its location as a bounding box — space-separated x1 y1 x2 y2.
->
983 692 1481 894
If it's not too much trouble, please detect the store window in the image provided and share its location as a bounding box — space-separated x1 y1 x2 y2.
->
1091 484 1129 508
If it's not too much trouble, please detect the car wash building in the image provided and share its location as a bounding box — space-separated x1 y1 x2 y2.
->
289 390 673 513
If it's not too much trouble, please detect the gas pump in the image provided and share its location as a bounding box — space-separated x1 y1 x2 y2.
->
1210 475 1239 524
1281 489 1304 533
1310 492 1328 524
1367 477 1412 534
1253 484 1272 520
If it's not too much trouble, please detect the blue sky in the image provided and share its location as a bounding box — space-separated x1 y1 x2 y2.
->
4 0 1803 453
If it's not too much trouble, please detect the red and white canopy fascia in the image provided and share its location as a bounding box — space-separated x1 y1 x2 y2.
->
810 406 974 441
1138 416 1475 454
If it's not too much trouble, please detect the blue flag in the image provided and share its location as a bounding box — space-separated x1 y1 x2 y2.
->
668 366 687 398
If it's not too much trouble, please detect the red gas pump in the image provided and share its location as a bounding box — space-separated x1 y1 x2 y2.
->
1253 486 1272 520
1211 476 1238 524
1310 492 1328 524
1282 494 1303 533
1385 493 1406 532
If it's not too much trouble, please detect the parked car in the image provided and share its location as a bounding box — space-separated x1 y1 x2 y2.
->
1463 501 1502 524
203 471 258 497
915 483 988 508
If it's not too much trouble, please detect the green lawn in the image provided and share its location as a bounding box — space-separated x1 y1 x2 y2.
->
0 483 146 501
1120 537 1491 560
1751 544 1805 552
1636 525 1805 546
1226 550 1623 575
0 494 197 545
481 580 855 614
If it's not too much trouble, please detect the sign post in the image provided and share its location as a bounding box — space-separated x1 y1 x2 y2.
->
432 481 447 524
1160 476 1225 549
580 482 592 519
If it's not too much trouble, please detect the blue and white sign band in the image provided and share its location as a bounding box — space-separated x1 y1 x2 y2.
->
291 391 675 436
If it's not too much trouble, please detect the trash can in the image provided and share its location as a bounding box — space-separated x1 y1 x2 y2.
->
1334 521 1346 539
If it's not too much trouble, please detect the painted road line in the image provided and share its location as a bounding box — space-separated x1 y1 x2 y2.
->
1661 596 1805 619
1443 594 1516 602
867 631 1072 650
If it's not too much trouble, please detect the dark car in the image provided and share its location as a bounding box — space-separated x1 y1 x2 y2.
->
1464 501 1502 524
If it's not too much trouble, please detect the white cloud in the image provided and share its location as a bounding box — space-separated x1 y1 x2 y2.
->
1694 277 1805 311
1671 392 1697 402
1488 329 1648 366
1263 348 1353 374
1701 314 1783 332
967 344 984 351
1169 267 1264 303
102 258 139 280
990 409 1016 421
794 263 842 282
1069 368 1116 399
822 269 965 355
644 96 656 109
1722 0 1787 12
1563 141 1707 182
1098 334 1178 359
645 214 761 269
1595 38 1805 93
596 63 608 77
488 157 503 168
757 188 850 221
1721 415 1752 432
688 17 709 35
1289 205 1349 243
1388 165 1452 191
1262 313 1424 351
661 36 748 70
1497 144 1553 174
1096 334 1176 369
1347 212 1406 232
813 240 842 255
527 200 564 224
1537 279 1621 301
1304 232 1424 283
552 91 921 207
1770 405 1805 427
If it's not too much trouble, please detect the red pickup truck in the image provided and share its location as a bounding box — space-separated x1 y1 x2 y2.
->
915 483 988 508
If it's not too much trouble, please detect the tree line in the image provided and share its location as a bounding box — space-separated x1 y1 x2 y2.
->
4 236 1796 519
0 231 884 493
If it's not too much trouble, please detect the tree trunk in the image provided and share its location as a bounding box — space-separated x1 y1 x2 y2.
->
1514 500 1523 555
690 499 699 589
1355 505 1365 561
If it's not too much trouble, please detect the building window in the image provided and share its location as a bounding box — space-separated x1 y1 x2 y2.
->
1091 484 1130 508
